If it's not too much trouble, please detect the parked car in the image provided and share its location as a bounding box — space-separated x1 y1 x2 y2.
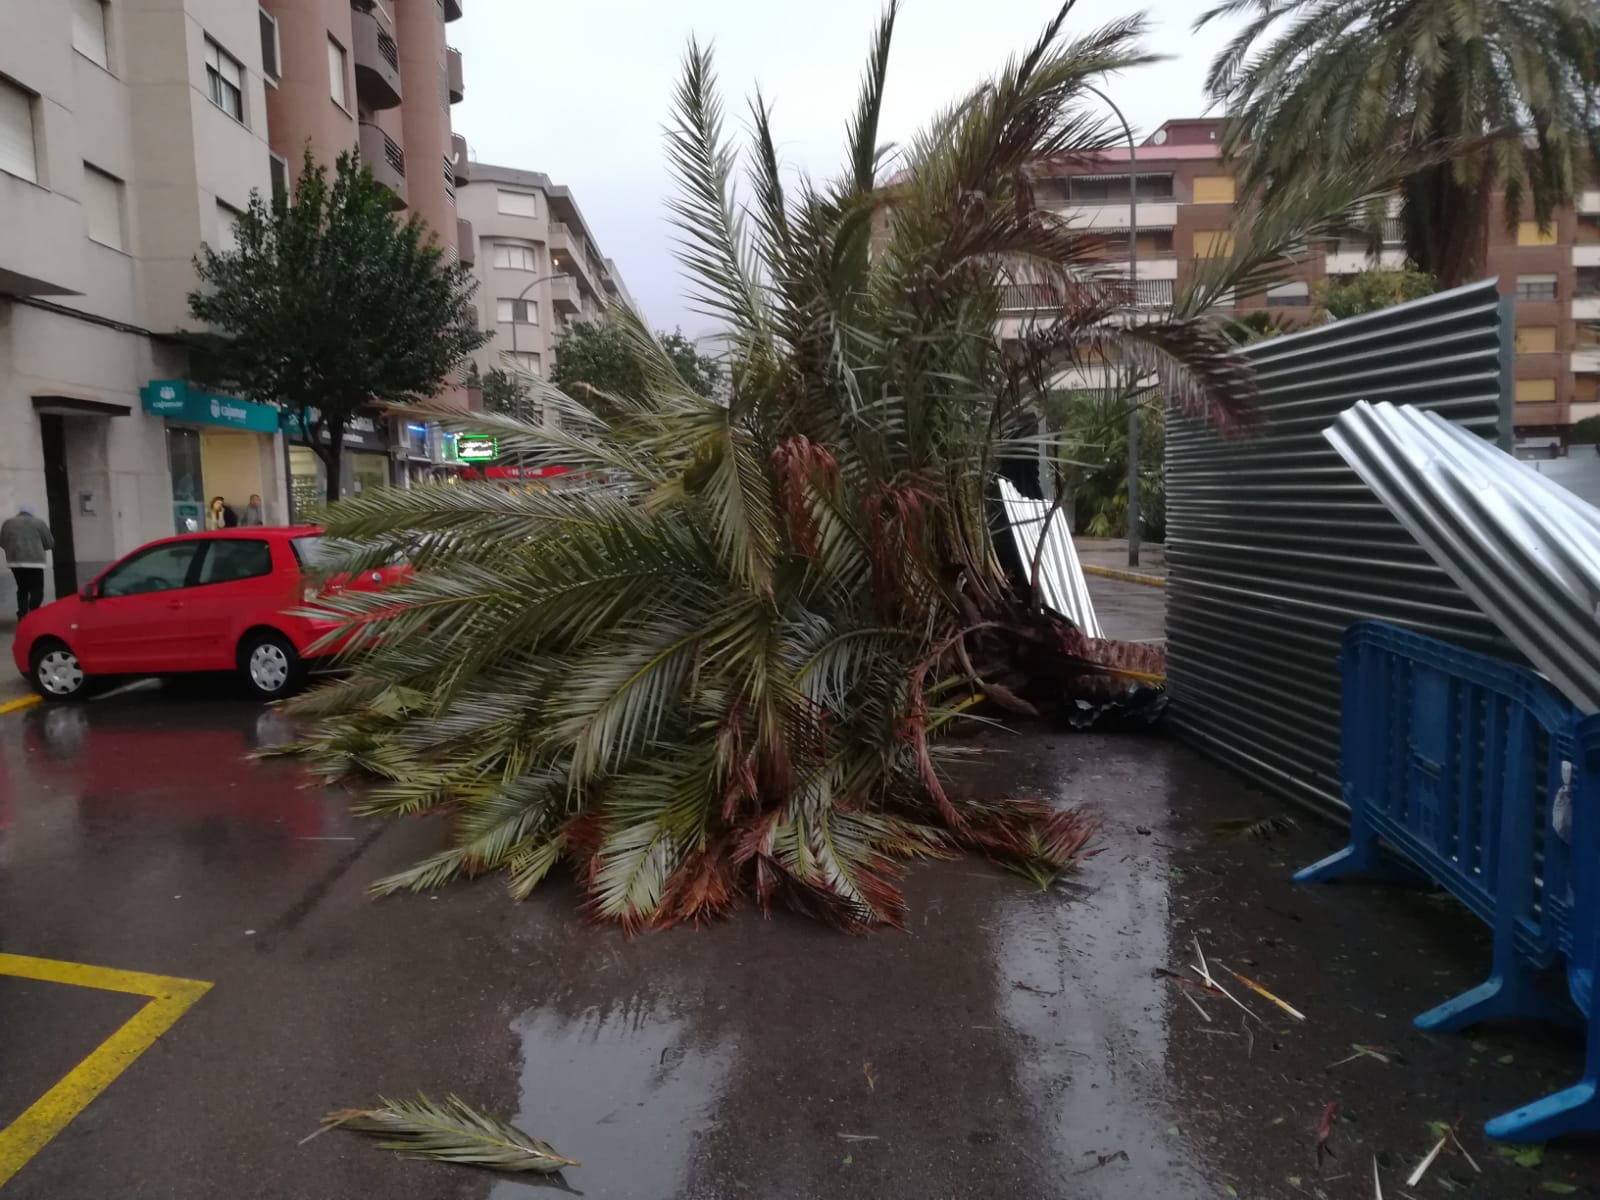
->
11 527 397 703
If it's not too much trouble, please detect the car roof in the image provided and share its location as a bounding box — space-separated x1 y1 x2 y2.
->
161 526 323 541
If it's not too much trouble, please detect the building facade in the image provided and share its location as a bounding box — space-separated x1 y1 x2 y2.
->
1019 117 1600 444
0 0 469 613
455 162 636 387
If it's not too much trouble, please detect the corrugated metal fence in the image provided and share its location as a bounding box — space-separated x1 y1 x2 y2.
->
1165 280 1515 818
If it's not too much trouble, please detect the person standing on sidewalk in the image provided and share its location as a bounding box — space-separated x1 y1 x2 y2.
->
1 505 54 620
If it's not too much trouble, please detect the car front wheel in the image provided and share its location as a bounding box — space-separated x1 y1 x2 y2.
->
31 640 89 703
239 632 305 700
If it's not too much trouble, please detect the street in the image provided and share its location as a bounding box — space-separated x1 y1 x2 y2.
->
1 684 1595 1198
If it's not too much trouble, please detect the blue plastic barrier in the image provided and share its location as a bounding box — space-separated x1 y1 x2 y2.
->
1296 621 1600 1140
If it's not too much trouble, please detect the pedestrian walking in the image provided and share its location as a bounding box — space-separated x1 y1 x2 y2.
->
241 494 265 526
206 496 238 530
1 504 54 620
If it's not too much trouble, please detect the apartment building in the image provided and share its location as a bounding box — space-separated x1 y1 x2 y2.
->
1018 117 1600 442
455 163 636 386
0 0 469 612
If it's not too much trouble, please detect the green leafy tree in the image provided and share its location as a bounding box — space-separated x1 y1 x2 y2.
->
551 320 722 402
1044 389 1166 540
1314 267 1438 321
189 149 486 500
285 4 1387 930
1199 0 1600 288
481 367 539 424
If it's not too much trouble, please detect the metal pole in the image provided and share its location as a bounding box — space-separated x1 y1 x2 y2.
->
1083 84 1141 567
509 273 570 360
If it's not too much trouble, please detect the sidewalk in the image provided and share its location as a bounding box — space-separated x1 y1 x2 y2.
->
1074 536 1167 581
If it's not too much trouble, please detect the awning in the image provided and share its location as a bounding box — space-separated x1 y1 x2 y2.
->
32 394 131 418
141 380 280 433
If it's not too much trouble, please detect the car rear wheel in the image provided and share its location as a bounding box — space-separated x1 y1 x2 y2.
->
31 640 89 703
238 632 305 700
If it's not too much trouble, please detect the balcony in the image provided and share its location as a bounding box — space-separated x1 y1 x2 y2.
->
451 133 470 185
358 122 407 209
549 275 580 315
1574 296 1600 321
998 278 1172 312
457 218 475 266
1055 202 1180 231
1579 190 1600 216
1325 248 1407 275
443 0 464 20
352 9 402 110
446 47 464 104
1573 349 1600 374
1574 245 1600 268
0 175 85 295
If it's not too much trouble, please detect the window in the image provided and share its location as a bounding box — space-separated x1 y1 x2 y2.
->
1577 267 1600 298
1516 274 1558 301
493 242 539 271
1516 326 1558 354
1517 221 1558 247
99 542 203 598
216 202 242 252
1515 378 1557 405
269 152 289 204
497 189 538 217
206 38 245 122
1192 175 1235 205
1266 280 1309 308
509 351 542 376
259 9 281 81
71 0 110 69
1194 230 1234 258
496 298 538 324
0 78 38 183
198 539 273 586
83 164 125 250
328 37 348 108
1066 172 1174 205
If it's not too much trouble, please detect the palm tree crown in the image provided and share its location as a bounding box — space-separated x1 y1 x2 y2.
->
1199 0 1600 286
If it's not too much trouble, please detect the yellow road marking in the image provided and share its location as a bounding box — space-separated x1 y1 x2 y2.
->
0 695 40 715
0 954 212 1189
1082 564 1168 588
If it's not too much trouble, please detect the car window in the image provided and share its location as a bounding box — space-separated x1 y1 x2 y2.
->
290 536 332 569
198 539 274 586
99 543 203 598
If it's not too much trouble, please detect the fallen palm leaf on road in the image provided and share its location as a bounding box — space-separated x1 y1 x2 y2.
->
323 1094 580 1174
1224 966 1306 1022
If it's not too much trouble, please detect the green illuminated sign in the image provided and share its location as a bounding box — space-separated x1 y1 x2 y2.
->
457 435 498 461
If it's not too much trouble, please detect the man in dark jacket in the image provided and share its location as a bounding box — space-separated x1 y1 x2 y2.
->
0 505 54 620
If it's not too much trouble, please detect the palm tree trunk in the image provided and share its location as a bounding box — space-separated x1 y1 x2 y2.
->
1405 161 1493 289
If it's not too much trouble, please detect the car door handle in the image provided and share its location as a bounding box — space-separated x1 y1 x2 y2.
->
166 601 184 610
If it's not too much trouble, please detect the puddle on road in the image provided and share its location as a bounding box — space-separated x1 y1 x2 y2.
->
492 999 734 1200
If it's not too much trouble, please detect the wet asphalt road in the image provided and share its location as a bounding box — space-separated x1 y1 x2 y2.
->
1 686 1597 1199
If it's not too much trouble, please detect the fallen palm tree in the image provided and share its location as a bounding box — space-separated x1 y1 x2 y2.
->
284 1 1385 929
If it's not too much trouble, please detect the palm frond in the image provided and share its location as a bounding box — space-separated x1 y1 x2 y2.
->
325 1094 580 1173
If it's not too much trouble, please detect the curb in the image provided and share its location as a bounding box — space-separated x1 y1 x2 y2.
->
0 694 41 716
1082 564 1168 589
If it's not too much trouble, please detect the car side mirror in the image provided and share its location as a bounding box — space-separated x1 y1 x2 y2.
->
80 583 98 601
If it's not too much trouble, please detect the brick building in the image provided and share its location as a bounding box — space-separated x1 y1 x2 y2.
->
1015 117 1599 443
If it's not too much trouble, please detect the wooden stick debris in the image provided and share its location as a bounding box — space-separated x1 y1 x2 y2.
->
1223 965 1306 1021
1193 936 1215 988
1405 1136 1447 1187
1372 1154 1384 1199
1189 963 1264 1025
1176 984 1212 1022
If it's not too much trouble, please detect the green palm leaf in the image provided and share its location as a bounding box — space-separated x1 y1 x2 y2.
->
325 1094 580 1173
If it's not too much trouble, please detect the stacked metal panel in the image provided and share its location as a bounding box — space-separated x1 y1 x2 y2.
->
1328 401 1600 714
1164 280 1513 817
997 477 1104 639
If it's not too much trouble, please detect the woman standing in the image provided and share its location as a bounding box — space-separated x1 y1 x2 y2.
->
206 496 238 530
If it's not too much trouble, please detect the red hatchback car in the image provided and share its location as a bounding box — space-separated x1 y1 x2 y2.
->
12 526 389 703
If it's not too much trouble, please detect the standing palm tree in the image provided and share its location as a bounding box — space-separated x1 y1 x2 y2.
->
1198 0 1600 287
286 1 1381 931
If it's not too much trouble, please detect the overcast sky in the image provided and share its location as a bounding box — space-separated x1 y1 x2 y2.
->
453 1 1243 337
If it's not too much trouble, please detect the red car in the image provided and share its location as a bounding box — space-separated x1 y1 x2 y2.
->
11 526 393 703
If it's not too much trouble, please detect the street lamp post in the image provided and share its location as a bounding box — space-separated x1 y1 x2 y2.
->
509 273 571 360
1082 83 1142 568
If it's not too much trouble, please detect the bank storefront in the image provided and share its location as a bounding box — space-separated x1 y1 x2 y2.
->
140 380 288 532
